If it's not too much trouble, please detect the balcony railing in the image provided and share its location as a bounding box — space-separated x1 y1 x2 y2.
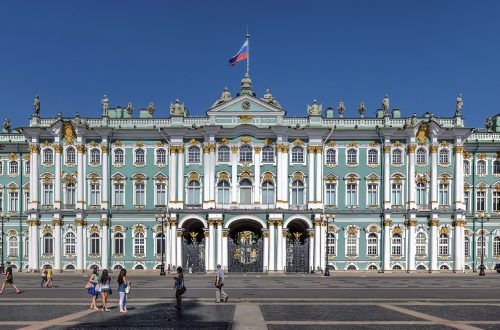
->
417 204 431 211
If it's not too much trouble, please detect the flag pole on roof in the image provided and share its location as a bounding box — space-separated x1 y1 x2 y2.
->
228 33 250 76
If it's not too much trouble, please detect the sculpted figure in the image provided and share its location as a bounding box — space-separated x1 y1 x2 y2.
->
148 102 155 115
411 113 417 126
455 94 463 116
33 95 40 116
170 99 185 116
486 117 493 131
261 89 282 108
382 94 389 114
358 101 366 118
126 102 134 115
101 95 109 116
337 101 345 118
211 87 232 108
3 118 11 132
307 99 322 116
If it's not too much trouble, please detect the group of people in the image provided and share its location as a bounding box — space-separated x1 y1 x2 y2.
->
40 265 53 288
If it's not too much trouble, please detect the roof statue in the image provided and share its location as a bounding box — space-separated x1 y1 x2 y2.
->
57 112 62 119
358 101 366 118
411 113 418 126
337 101 345 118
3 118 11 133
33 95 40 116
382 94 389 115
455 93 463 116
211 87 232 108
101 95 109 116
261 89 282 109
74 112 81 125
126 102 134 115
486 117 494 131
239 73 253 96
147 102 155 115
170 99 186 117
307 99 322 116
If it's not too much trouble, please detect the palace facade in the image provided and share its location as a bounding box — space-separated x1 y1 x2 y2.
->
0 75 499 273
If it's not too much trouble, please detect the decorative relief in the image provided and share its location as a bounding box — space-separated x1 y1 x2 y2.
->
135 141 145 148
254 146 261 154
407 145 416 153
188 172 200 181
347 141 358 148
240 136 251 144
392 226 402 234
231 146 239 154
463 151 472 159
188 139 199 145
113 140 123 147
478 153 487 160
263 138 272 145
239 115 252 123
383 146 391 154
292 172 304 181
428 219 439 227
219 138 229 145
315 146 323 153
263 172 274 181
293 138 304 146
416 123 429 143
76 145 86 154
307 146 316 154
326 140 336 147
218 172 229 181
346 226 358 235
369 140 379 147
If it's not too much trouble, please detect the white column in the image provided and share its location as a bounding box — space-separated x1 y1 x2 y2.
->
430 218 439 272
101 218 109 270
308 146 315 207
231 146 238 204
209 144 216 206
406 219 416 272
208 220 215 271
203 146 210 206
165 221 171 266
383 145 391 209
176 230 182 269
459 220 465 271
28 223 34 270
454 144 464 210
308 231 314 272
102 145 109 210
171 221 177 267
383 219 392 271
216 220 223 267
29 219 40 270
276 221 283 272
53 219 62 271
76 144 85 209
431 144 438 210
76 219 85 271
314 219 321 271
222 230 228 271
268 221 275 271
315 147 323 208
204 230 210 272
320 221 326 271
30 142 40 210
54 143 62 209
169 147 177 205
276 148 283 204
177 147 184 204
407 144 416 210
281 228 287 272
254 147 261 204
263 230 269 272
281 146 289 208
454 220 463 272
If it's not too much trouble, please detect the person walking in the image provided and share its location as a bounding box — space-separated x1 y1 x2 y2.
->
215 264 228 303
99 269 111 311
117 269 128 313
0 262 20 295
174 266 185 310
40 266 48 288
87 267 100 310
45 267 53 288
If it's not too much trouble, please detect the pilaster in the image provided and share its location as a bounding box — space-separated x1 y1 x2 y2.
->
405 217 417 272
100 217 109 270
52 217 63 271
383 144 391 210
254 146 261 204
54 142 62 209
176 146 184 204
315 146 323 208
429 216 439 272
430 144 439 210
383 217 392 272
307 146 315 208
407 143 416 210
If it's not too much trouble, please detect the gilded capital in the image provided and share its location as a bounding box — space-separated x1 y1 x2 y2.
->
430 145 438 153
101 145 109 153
204 231 210 237
169 146 177 153
53 144 62 153
52 219 64 226
231 146 239 154
454 145 464 154
404 219 417 226
315 146 323 153
406 144 416 154
177 146 184 153
100 219 109 227
428 219 439 227
222 231 229 237
29 145 40 154
75 219 87 226
76 145 86 154
383 146 391 154
203 145 211 153
307 146 316 154
383 219 392 227
176 231 184 237
254 146 262 154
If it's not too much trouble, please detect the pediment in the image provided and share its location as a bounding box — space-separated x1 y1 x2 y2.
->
207 95 285 116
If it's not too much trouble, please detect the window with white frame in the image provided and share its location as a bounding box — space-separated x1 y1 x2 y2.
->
464 160 471 176
217 180 231 205
439 233 449 255
439 149 450 165
217 146 230 162
155 233 165 254
89 182 101 206
391 233 402 256
155 182 167 206
439 182 449 206
239 144 253 162
24 190 30 210
0 161 3 175
367 149 378 165
346 148 357 165
326 148 337 165
346 182 357 207
326 233 336 257
42 183 53 206
156 148 167 165
477 236 487 257
494 236 500 256
65 232 76 255
262 146 275 163
261 181 275 205
325 182 337 206
187 146 201 163
392 149 403 165
43 149 53 165
346 233 357 256
113 182 125 206
8 236 18 257
134 232 145 255
477 160 486 175
476 190 486 211
9 190 19 212
416 147 427 164
0 190 3 211
65 182 76 206
493 191 500 212
114 148 124 164
367 183 378 207
90 148 101 165
187 180 201 205
114 232 124 254
391 182 402 206
9 161 19 175
43 233 53 254
90 233 100 254
24 237 29 257
66 147 76 164
416 182 427 206
23 161 29 176
464 236 470 257
291 180 304 206
291 146 304 163
464 190 471 212
239 179 252 204
135 182 145 206
494 160 500 175
416 232 426 255
135 148 145 165
367 233 378 256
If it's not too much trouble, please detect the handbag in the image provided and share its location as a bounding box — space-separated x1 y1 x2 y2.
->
179 284 186 295
125 284 131 294
85 282 92 289
96 283 102 292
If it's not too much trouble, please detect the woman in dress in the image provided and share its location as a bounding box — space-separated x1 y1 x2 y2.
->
87 267 100 310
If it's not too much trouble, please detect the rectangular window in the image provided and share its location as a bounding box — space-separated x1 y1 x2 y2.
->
493 191 500 212
90 183 101 206
391 183 402 206
24 191 30 212
476 191 486 211
262 147 275 163
114 183 125 206
367 184 378 207
439 183 449 206
391 236 402 256
135 183 145 206
325 183 336 206
156 183 167 206
43 184 53 206
464 190 470 212
9 192 19 212
346 183 357 207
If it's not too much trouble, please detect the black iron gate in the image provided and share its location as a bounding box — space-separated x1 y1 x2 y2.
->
286 233 309 272
182 234 205 273
228 231 263 272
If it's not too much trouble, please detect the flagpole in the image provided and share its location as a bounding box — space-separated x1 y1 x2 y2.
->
246 33 250 76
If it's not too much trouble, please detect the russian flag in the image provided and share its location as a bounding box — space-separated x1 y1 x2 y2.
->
228 39 249 66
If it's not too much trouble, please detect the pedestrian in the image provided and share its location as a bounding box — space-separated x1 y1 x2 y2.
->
40 265 48 288
174 266 185 310
99 269 111 311
167 264 171 274
87 266 100 310
117 268 128 313
45 267 53 288
215 264 228 303
0 262 20 295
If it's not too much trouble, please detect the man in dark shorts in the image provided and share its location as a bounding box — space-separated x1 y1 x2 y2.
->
0 262 21 294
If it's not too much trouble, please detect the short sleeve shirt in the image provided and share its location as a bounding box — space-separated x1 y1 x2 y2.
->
6 267 13 279
216 269 224 284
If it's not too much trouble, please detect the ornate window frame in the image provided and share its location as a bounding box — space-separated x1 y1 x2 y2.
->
290 146 305 165
345 148 358 167
325 147 337 167
88 148 101 167
438 147 451 167
344 226 360 257
217 145 231 163
132 173 147 207
153 172 168 207
155 147 167 167
416 146 428 166
134 147 146 167
41 147 54 167
391 148 404 167
112 147 125 167
366 148 379 167
64 146 76 166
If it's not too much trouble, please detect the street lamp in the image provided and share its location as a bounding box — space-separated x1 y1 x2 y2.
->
323 212 335 276
155 212 170 276
0 211 10 274
475 212 490 276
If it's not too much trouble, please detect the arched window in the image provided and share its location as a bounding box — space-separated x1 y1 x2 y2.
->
494 160 500 175
291 180 304 206
8 236 18 257
325 182 337 206
416 182 427 206
90 233 100 254
392 265 402 270
439 233 449 255
66 147 76 164
326 149 337 165
494 237 500 256
134 264 145 270
440 264 449 270
477 160 486 175
9 161 19 175
439 149 450 164
114 232 124 255
367 233 378 256
261 181 275 205
464 236 470 257
416 264 427 270
326 233 336 257
156 233 165 255
416 148 427 164
187 180 201 205
391 233 402 256
187 146 200 163
347 264 357 270
217 146 230 162
416 232 426 255
114 148 124 164
65 232 76 255
346 148 357 165
392 149 402 165
239 179 252 204
65 182 76 206
262 146 275 163
65 264 75 270
291 146 304 163
90 148 101 165
368 264 378 270
135 148 145 165
346 233 357 256
367 149 378 165
217 180 231 205
43 149 53 165
156 148 167 164
239 144 253 162
463 160 471 176
43 233 53 255
134 233 145 255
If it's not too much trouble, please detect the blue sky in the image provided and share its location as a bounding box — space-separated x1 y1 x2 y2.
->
0 1 498 128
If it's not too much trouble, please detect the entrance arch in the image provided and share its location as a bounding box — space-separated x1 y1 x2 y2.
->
227 218 264 273
285 219 310 272
182 218 206 273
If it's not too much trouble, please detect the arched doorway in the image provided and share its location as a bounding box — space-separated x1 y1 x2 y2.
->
286 219 310 273
228 219 263 272
182 219 206 273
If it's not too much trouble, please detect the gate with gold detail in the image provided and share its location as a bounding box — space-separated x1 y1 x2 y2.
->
286 232 309 273
182 231 205 273
228 231 263 272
